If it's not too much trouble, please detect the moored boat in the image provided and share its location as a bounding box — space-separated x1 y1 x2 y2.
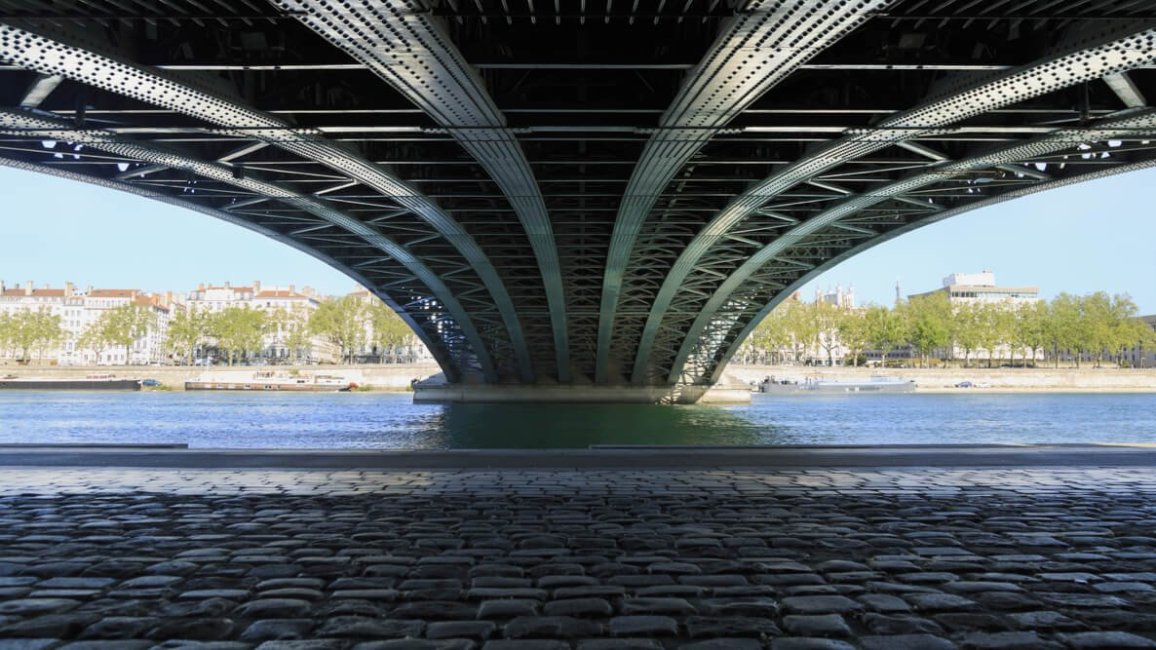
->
0 373 142 390
757 375 915 394
184 371 356 392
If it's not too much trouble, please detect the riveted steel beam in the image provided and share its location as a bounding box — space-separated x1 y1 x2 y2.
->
0 107 497 382
705 156 1156 386
0 20 534 383
0 153 461 378
595 0 895 383
668 108 1156 384
277 0 571 383
634 21 1156 386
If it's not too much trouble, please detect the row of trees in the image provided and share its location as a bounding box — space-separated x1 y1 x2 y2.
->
0 295 419 366
744 291 1155 368
169 295 414 366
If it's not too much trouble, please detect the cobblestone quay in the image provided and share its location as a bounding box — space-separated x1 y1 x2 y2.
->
2 450 1156 649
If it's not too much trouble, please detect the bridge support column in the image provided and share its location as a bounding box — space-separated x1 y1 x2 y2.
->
412 379 751 404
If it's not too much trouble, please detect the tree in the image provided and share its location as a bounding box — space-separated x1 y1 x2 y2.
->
782 301 820 364
748 304 794 364
367 299 414 363
166 309 209 365
1010 299 1049 367
864 304 907 367
837 309 869 367
903 292 952 368
1047 293 1084 368
5 309 62 365
209 306 266 366
77 320 110 365
811 300 843 366
310 295 366 364
103 304 155 365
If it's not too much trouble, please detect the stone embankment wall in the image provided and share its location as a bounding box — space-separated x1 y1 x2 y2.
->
727 364 1156 392
1 364 442 391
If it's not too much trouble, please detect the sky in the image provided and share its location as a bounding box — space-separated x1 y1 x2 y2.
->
1 164 1154 313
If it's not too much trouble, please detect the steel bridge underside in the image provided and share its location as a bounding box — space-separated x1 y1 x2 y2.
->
1 1 1156 390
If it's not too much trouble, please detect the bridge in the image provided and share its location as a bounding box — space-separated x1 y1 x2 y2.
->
1 1 1155 401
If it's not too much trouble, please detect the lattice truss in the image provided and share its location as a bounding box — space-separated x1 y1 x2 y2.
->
0 1 1155 388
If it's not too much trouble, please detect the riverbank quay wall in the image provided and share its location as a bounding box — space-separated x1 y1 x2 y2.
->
4 364 1156 393
730 365 1156 392
1 364 442 391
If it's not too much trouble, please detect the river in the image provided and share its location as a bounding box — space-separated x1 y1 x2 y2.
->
2 391 1154 449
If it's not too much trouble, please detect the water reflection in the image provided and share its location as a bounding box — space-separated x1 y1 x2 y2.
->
425 402 773 448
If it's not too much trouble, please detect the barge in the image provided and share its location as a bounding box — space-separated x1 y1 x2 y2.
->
0 374 142 390
185 372 356 392
757 376 916 394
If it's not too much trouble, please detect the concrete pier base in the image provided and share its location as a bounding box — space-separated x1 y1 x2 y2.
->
412 382 752 404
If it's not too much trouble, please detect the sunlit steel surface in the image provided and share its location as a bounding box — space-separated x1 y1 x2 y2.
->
1 1 1155 391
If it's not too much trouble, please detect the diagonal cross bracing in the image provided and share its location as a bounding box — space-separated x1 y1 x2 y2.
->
670 108 1156 384
0 19 535 383
0 107 496 382
277 0 572 383
634 21 1156 385
595 0 895 383
0 153 462 377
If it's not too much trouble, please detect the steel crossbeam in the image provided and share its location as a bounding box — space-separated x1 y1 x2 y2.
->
277 0 571 383
0 108 495 382
0 19 534 383
670 109 1156 384
631 21 1156 385
595 0 894 383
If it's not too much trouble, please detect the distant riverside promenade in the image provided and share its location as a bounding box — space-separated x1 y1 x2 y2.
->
728 365 1156 393
4 363 1156 393
1 363 442 391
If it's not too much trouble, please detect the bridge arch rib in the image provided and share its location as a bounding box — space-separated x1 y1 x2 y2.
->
0 154 467 379
631 20 1156 385
0 18 535 383
0 107 497 382
2 1 1156 397
278 0 572 383
698 156 1156 388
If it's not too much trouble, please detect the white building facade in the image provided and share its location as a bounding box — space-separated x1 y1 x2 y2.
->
0 281 172 365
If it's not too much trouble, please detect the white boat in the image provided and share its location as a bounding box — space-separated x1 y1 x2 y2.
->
758 375 915 394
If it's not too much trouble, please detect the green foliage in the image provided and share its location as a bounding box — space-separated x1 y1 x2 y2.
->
309 295 366 364
166 309 209 365
0 309 62 364
740 290 1152 369
367 299 414 360
207 306 266 366
100 304 155 364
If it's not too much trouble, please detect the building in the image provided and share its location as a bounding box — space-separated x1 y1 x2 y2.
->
909 270 1040 305
0 280 172 365
183 281 337 364
346 287 436 364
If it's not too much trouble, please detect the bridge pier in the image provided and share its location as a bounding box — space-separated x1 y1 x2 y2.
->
412 376 752 405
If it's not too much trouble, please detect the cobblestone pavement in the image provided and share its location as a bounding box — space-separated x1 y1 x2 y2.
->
1 465 1156 649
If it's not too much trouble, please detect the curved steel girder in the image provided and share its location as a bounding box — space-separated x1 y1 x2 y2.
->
278 0 571 382
668 110 1156 384
0 20 535 383
703 156 1156 386
632 21 1156 385
0 108 497 382
0 154 462 380
596 0 894 383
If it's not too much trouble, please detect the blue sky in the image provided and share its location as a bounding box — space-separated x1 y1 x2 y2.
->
2 164 1154 313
